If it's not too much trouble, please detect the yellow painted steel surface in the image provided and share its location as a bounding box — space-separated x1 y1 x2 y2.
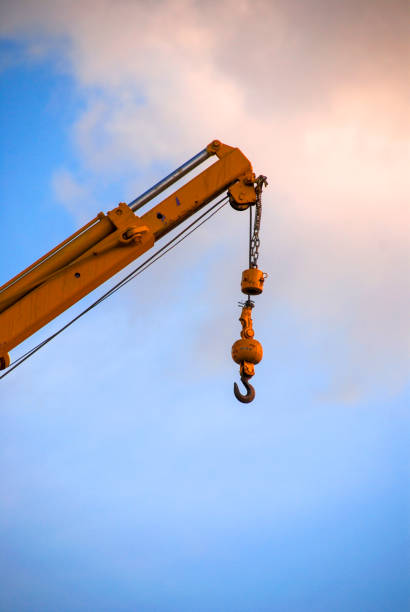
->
240 268 265 296
231 303 263 379
0 206 154 361
0 141 256 368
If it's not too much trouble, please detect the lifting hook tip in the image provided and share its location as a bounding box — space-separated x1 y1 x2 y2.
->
234 375 255 403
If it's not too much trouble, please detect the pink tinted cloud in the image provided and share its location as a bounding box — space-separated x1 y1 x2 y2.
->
1 0 409 398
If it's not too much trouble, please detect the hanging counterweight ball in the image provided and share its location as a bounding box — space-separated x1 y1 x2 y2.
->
241 268 265 295
231 337 263 368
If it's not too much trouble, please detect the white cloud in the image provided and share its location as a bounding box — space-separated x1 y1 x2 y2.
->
1 0 409 398
52 167 97 223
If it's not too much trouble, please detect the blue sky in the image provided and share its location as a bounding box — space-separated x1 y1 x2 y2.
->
1 3 409 611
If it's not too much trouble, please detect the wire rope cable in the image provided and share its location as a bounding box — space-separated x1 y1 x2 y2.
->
1 196 229 380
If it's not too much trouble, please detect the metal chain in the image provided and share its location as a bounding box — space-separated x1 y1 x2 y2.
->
250 175 268 268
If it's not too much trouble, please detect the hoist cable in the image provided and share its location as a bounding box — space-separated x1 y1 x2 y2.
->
1 196 228 380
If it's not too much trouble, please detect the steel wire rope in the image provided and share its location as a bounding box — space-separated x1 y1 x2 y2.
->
1 196 229 380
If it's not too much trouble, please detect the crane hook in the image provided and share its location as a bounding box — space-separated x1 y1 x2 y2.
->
233 375 255 403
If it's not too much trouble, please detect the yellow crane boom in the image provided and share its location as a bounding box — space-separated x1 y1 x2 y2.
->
0 140 261 386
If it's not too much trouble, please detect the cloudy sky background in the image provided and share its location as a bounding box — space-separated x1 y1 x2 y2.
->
0 1 409 610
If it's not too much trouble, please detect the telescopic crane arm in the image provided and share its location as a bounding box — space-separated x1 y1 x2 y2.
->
0 140 262 376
